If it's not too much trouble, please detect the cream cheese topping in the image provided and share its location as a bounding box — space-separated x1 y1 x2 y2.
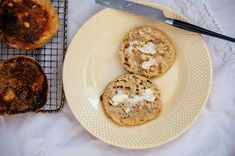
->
125 40 139 54
110 89 156 107
142 88 156 102
139 42 157 55
110 90 128 106
141 58 157 70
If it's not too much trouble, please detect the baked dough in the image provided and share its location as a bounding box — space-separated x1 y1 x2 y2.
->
0 0 60 50
0 56 48 115
119 26 176 78
101 74 162 126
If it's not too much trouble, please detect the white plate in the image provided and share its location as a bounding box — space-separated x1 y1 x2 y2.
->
63 2 212 149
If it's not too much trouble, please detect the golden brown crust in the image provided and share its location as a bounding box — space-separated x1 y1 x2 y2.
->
0 0 60 50
0 56 48 115
101 74 162 126
119 27 176 78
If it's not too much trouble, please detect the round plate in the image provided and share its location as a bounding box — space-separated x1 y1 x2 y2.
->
63 2 212 149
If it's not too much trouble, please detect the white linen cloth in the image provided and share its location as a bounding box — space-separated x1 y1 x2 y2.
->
1 0 235 156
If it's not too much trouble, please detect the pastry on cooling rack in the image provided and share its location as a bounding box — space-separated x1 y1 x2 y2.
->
0 56 48 115
0 0 60 50
101 74 162 126
119 26 176 78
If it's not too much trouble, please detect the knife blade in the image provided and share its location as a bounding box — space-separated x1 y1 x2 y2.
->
95 0 168 22
95 0 235 43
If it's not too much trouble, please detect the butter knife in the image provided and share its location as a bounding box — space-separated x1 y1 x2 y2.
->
95 0 235 43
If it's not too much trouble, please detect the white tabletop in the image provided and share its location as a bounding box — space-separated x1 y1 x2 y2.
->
1 0 235 156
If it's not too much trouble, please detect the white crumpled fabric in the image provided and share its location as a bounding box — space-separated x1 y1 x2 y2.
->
1 0 235 156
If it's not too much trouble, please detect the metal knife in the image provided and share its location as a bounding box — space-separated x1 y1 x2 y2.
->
95 0 235 43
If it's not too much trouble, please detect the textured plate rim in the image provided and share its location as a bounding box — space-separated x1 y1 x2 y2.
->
63 2 212 149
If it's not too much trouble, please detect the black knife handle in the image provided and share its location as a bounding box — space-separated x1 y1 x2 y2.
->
166 19 235 43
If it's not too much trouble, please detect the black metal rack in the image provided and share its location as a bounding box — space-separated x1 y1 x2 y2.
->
0 0 68 113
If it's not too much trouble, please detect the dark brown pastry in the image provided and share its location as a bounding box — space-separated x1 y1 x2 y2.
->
0 56 48 115
0 0 60 50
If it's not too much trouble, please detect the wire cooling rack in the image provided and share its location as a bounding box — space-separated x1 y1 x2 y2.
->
0 0 68 113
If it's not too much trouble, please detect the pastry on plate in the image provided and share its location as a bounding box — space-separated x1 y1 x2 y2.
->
101 74 162 126
119 26 176 78
0 56 48 115
0 0 60 50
